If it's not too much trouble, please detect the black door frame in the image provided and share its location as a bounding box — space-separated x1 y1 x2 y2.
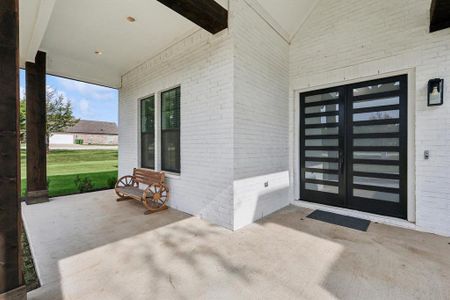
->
300 86 346 207
300 74 408 219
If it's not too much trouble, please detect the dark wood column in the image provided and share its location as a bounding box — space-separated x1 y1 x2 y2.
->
430 0 450 32
26 51 48 205
156 0 228 34
0 0 27 298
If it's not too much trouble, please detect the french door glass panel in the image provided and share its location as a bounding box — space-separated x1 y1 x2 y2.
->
300 75 407 219
300 87 345 206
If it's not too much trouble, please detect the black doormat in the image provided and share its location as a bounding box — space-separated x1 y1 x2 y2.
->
307 210 370 232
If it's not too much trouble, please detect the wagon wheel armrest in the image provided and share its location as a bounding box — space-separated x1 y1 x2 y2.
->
142 183 169 211
142 183 170 200
117 175 136 181
115 175 138 188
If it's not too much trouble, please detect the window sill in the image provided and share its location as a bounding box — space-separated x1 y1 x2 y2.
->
165 172 181 179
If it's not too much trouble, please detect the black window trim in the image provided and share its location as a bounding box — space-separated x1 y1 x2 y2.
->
160 86 181 174
140 94 156 170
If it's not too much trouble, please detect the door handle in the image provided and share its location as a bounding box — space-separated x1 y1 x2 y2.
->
339 150 344 173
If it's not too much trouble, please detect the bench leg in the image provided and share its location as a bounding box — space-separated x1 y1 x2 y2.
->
117 196 132 202
144 204 168 215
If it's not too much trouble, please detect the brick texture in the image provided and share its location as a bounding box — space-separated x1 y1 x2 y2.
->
120 30 234 229
230 0 290 229
119 0 450 236
289 0 450 236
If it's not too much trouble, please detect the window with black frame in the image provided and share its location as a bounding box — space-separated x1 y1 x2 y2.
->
161 87 180 173
141 96 155 169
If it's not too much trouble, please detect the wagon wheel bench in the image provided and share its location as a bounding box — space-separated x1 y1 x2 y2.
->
115 168 169 214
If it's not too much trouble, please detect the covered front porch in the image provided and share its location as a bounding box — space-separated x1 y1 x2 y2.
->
23 190 450 300
2 0 450 298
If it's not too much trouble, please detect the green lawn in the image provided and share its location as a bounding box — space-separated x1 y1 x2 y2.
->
22 230 40 291
21 149 118 197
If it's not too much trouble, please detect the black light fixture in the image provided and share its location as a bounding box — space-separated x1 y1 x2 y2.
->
428 78 444 106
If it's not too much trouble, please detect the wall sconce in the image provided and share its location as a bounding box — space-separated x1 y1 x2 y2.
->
428 78 444 106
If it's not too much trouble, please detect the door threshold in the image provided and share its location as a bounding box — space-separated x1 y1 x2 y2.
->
293 200 416 231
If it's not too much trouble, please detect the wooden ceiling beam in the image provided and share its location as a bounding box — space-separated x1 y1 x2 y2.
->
156 0 228 34
430 0 450 33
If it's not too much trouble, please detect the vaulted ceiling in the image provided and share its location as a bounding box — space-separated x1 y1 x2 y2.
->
249 0 319 41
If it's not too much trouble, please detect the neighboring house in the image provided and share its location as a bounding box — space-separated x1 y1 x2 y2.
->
49 120 118 145
15 0 450 237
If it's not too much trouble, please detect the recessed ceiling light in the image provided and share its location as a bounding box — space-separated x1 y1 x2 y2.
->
95 50 102 55
127 16 136 23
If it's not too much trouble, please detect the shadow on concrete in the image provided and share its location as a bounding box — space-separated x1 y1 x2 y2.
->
24 189 258 299
24 190 450 299
255 204 450 299
23 190 189 299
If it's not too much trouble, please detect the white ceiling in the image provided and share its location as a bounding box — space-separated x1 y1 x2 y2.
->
19 0 317 88
255 0 318 40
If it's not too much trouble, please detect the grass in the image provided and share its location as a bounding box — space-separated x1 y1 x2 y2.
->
22 149 118 290
21 150 118 177
21 149 118 197
22 230 40 292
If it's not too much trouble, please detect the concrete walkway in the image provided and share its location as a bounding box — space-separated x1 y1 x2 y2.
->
49 144 118 150
21 144 118 150
22 190 450 300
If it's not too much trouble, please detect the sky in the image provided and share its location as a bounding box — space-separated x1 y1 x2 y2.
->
19 69 119 123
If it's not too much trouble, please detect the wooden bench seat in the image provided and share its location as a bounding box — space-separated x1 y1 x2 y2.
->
115 186 144 200
115 168 169 214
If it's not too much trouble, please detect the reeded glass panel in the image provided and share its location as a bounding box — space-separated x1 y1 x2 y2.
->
305 139 339 147
353 151 399 160
353 81 400 96
306 183 338 194
353 164 399 174
305 127 339 136
353 124 399 134
305 92 339 104
306 161 339 170
353 176 399 188
353 97 399 109
305 104 339 114
305 116 339 125
305 150 338 158
353 110 399 122
306 172 339 182
353 189 399 203
353 138 399 147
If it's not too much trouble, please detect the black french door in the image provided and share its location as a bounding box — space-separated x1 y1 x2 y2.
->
300 75 407 219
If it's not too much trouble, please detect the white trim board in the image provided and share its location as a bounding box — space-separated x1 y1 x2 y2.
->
242 0 290 43
26 0 56 62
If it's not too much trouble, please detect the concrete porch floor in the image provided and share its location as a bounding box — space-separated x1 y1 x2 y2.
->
22 190 450 300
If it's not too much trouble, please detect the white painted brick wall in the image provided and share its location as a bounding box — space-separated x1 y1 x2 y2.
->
230 0 290 229
120 30 235 229
119 0 450 236
119 0 291 231
289 0 450 236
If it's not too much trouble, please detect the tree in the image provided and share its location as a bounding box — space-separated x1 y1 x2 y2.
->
20 86 79 145
19 99 26 142
46 87 78 140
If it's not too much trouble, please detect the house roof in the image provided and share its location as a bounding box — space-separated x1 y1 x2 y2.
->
64 120 118 135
